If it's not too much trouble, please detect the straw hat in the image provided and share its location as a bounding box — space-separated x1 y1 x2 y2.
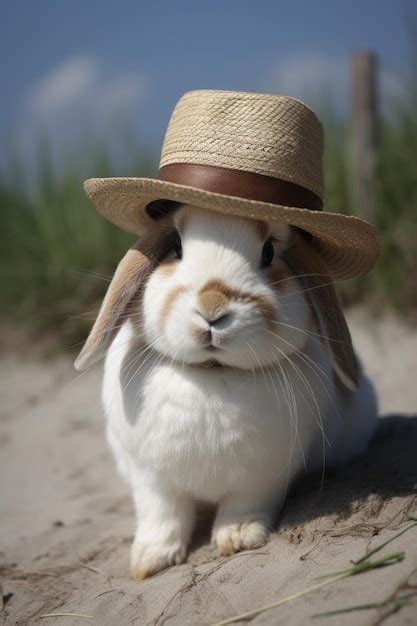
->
84 89 380 279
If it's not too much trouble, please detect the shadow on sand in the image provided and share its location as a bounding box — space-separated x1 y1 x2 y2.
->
280 413 417 537
189 414 417 553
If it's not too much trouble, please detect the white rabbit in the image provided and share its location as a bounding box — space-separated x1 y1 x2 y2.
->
75 203 377 580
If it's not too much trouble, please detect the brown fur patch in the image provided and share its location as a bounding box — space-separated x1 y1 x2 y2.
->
159 285 188 330
157 260 177 278
199 279 276 330
189 324 211 344
268 258 293 287
251 294 277 330
198 290 230 321
199 279 236 301
255 220 270 241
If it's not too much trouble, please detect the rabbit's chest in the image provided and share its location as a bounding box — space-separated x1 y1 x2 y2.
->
107 358 313 499
131 365 280 450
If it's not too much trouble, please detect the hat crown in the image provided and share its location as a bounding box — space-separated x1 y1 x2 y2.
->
160 90 324 200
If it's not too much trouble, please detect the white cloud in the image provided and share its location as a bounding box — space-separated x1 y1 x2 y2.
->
16 54 149 175
268 54 346 106
30 56 99 115
98 72 146 116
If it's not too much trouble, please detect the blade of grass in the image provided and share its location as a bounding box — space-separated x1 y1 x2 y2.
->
312 601 383 618
213 571 352 625
317 552 405 579
312 587 417 618
214 554 405 625
78 561 112 585
353 518 417 565
39 613 93 620
213 517 417 625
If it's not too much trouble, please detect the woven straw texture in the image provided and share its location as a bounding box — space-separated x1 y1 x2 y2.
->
161 90 324 199
83 90 380 280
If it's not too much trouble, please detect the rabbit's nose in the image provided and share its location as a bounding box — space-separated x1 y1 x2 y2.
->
197 310 231 327
196 289 230 326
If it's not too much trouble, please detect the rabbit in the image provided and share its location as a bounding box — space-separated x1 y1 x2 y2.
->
75 202 377 580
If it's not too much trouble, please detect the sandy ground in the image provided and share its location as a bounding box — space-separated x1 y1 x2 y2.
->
1 308 417 626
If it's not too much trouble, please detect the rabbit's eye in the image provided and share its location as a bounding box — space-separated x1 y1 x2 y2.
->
261 239 274 267
174 235 183 259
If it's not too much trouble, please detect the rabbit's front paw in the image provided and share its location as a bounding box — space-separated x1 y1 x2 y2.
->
214 519 269 556
130 540 187 580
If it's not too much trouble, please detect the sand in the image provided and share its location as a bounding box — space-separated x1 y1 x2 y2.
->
1 308 416 625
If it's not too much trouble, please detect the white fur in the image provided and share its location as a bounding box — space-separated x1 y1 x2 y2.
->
101 206 377 578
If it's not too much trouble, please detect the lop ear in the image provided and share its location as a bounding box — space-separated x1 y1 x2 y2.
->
74 226 172 371
284 230 359 391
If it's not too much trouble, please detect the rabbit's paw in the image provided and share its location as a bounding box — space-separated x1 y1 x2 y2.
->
214 519 269 556
130 540 187 580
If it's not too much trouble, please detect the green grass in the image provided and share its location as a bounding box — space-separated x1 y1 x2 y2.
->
0 145 148 347
1 89 417 351
214 517 417 625
322 92 417 313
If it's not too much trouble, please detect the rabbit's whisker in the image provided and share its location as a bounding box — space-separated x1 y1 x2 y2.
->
279 275 351 300
121 344 155 395
272 342 324 477
271 320 351 346
54 265 113 282
259 346 301 493
246 343 271 393
267 354 300 500
265 328 337 398
266 328 347 486
269 271 333 288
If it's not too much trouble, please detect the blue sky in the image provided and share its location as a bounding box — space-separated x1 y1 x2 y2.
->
1 0 413 176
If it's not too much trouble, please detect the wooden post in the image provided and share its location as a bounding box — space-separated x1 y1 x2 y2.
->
350 52 378 223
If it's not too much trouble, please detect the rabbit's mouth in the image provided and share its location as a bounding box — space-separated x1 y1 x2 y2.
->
190 343 227 367
201 344 227 367
204 344 221 353
201 359 224 368
193 358 230 369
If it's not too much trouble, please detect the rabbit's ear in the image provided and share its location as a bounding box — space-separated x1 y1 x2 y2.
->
74 241 152 371
74 222 176 371
284 230 359 391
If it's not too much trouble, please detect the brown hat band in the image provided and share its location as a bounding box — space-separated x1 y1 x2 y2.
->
157 163 323 211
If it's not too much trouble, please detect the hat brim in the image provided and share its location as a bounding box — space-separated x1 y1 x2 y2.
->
84 177 380 280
